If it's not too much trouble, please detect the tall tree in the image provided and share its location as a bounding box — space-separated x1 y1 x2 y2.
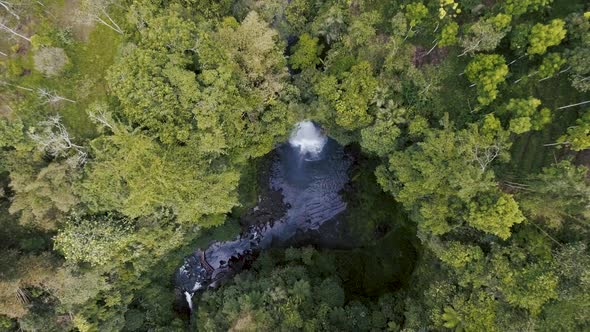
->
466 54 509 105
315 61 378 130
527 19 567 55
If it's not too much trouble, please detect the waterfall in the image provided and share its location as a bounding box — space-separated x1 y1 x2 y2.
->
289 121 327 160
175 120 353 317
184 291 193 311
184 281 203 312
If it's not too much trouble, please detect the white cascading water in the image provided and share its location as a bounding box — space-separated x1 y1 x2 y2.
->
289 121 327 160
184 281 202 312
184 291 193 311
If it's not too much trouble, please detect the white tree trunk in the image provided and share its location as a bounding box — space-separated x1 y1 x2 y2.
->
0 1 19 20
0 22 31 42
557 100 590 110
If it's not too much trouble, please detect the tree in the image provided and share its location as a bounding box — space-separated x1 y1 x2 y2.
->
0 116 31 151
537 53 566 79
197 247 400 331
195 11 293 159
491 245 558 315
444 291 498 332
108 47 197 145
0 251 61 319
527 19 567 55
54 213 133 266
541 243 590 331
439 21 459 47
315 61 377 130
466 54 509 105
213 12 285 82
502 97 551 134
566 47 590 93
79 128 240 225
510 23 533 56
360 110 402 156
284 0 316 34
467 191 525 239
517 160 590 228
137 6 196 53
311 5 348 44
459 14 512 56
376 124 507 235
7 158 79 230
29 115 87 167
557 110 590 151
437 0 461 20
436 241 484 269
405 2 428 29
503 0 553 16
33 47 70 77
289 33 323 70
344 11 380 49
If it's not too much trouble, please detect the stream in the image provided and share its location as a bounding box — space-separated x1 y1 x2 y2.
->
175 121 355 311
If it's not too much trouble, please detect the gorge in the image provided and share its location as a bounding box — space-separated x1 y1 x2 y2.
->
176 121 354 312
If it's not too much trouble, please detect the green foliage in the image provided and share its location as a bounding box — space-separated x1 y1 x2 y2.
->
54 213 133 266
108 45 196 144
446 291 498 332
460 14 512 55
7 158 79 230
0 117 32 151
290 33 323 70
405 2 428 28
197 248 402 331
504 0 554 16
492 246 558 315
538 53 566 78
311 5 348 45
195 11 294 160
558 109 590 151
541 243 590 331
503 97 552 134
80 129 240 225
285 0 317 34
527 19 567 55
511 23 533 55
467 191 525 239
437 241 483 269
316 61 378 130
566 47 590 92
439 21 459 47
2 0 590 330
466 54 509 105
376 124 509 235
344 11 380 49
517 160 590 228
360 110 402 156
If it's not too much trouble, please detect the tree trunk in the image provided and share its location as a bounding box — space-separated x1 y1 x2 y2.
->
0 23 31 42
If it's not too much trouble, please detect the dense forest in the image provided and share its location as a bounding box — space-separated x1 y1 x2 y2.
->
0 0 589 331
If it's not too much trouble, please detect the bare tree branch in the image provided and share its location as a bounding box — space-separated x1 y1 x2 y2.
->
36 88 76 104
0 1 19 20
557 100 590 110
88 109 113 130
29 115 87 166
0 20 31 42
76 0 124 35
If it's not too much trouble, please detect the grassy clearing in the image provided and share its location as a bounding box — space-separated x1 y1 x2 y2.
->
1 1 122 139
